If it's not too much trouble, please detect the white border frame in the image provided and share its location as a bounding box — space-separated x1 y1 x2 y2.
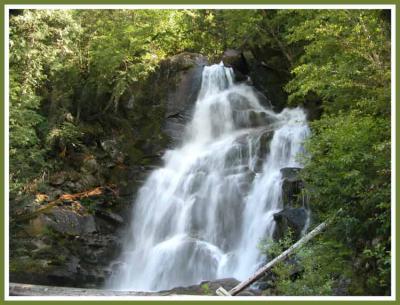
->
4 4 396 301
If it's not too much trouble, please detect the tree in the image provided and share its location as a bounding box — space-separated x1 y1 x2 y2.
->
285 10 390 116
9 10 81 195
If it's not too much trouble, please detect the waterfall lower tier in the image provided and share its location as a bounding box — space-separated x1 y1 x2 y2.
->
107 63 310 291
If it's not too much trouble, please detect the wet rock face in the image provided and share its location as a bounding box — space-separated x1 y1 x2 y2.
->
149 52 208 145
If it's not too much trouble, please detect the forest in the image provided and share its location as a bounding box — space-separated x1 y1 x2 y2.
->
8 9 391 296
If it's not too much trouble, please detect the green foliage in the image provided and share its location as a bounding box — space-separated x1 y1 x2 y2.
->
285 10 390 116
80 198 97 214
264 9 391 296
200 282 212 295
73 9 223 114
260 231 352 296
46 121 83 150
259 228 295 259
9 10 81 195
300 112 390 295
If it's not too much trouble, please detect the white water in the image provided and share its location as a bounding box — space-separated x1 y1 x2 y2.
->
108 64 310 291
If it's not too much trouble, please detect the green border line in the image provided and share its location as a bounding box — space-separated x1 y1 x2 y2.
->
1 1 398 305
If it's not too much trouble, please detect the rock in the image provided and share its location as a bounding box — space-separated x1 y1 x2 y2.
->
81 157 99 174
26 206 96 237
158 278 261 296
280 167 305 208
101 139 125 163
232 110 277 129
281 167 301 181
14 201 124 288
75 174 99 192
47 256 81 285
243 48 289 112
95 209 124 225
164 53 208 118
273 208 308 241
222 49 249 76
8 282 205 296
158 53 208 144
49 172 68 186
101 139 116 154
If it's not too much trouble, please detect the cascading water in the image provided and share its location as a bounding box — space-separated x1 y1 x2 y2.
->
107 63 310 291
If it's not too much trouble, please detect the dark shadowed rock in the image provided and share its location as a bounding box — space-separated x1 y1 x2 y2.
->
164 53 208 117
147 53 208 145
281 167 305 208
273 208 308 241
281 167 301 181
242 49 290 112
222 49 249 77
95 209 124 225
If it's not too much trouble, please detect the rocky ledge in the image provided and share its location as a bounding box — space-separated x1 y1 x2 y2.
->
10 278 261 297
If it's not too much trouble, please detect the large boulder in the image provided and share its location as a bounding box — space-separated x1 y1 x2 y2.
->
145 52 208 145
222 49 249 80
273 207 308 241
25 205 96 237
11 199 125 288
163 53 208 117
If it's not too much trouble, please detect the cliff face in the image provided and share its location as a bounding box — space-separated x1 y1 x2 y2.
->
9 53 208 288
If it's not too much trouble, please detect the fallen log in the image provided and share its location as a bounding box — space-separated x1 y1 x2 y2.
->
12 185 117 222
216 219 331 296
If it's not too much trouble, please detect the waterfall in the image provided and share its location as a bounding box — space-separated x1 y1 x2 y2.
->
107 63 310 291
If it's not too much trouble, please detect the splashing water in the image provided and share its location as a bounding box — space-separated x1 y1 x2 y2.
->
107 63 310 291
